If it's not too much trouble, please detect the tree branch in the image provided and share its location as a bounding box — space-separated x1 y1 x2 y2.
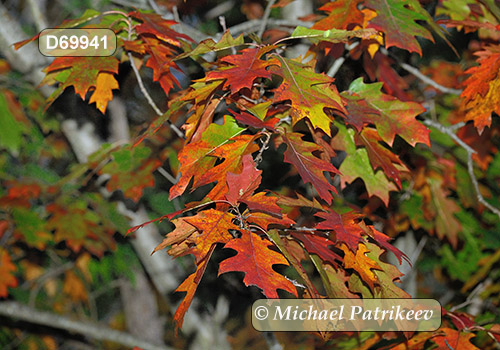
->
0 301 176 350
424 119 500 220
399 62 462 95
257 0 277 39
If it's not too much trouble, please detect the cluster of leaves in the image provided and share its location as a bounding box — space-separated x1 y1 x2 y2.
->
2 0 500 349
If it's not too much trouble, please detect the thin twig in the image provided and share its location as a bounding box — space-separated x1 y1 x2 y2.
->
26 0 48 32
157 166 178 184
228 18 313 37
400 62 462 95
450 282 485 312
424 119 500 220
0 301 176 350
257 0 277 39
126 19 184 138
127 53 164 117
327 42 359 78
147 0 163 14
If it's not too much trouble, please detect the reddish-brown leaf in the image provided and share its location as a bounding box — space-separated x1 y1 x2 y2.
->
362 225 409 265
313 0 365 30
130 11 192 47
347 78 429 147
356 128 405 188
173 245 214 330
219 230 297 298
225 154 262 206
280 132 339 204
242 192 283 216
169 116 248 200
0 249 18 297
291 232 341 266
231 109 279 131
315 210 364 252
365 0 434 55
206 46 276 94
246 211 295 230
152 217 197 256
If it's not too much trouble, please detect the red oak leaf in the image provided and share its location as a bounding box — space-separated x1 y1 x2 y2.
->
42 56 119 113
313 0 365 30
460 45 500 133
206 46 276 94
356 128 405 188
0 249 18 297
341 243 382 291
347 78 429 147
242 192 283 216
225 154 262 205
219 230 297 298
279 132 339 204
246 211 295 230
272 56 347 136
173 245 214 330
315 210 364 252
184 209 239 263
291 232 341 266
365 0 434 55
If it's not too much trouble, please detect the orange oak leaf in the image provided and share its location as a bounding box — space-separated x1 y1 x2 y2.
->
432 328 480 350
242 192 284 216
341 243 382 291
198 134 259 200
173 245 214 330
226 154 262 206
46 200 115 257
313 0 365 30
88 72 119 113
315 210 364 252
206 46 276 94
219 230 297 298
184 209 239 263
152 217 198 256
461 47 500 101
42 56 119 113
272 56 347 136
279 132 339 204
291 232 341 266
460 46 500 133
169 116 250 200
100 146 161 203
141 36 183 95
0 249 18 297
